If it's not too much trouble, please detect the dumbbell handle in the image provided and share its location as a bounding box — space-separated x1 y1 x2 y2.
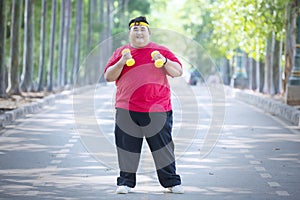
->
151 51 165 68
122 48 135 66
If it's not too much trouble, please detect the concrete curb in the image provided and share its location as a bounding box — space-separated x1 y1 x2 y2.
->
0 92 70 128
0 84 98 129
231 88 300 126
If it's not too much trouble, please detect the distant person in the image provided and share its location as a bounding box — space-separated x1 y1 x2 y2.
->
189 67 201 85
104 16 184 194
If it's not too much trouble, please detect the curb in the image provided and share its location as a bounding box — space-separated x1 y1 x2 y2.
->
0 84 98 129
0 92 70 129
230 88 300 126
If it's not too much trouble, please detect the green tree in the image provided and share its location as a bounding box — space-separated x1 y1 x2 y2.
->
47 0 57 92
189 0 287 94
70 0 83 85
7 0 22 95
57 0 71 87
37 0 47 92
284 0 298 92
20 0 35 92
0 0 8 97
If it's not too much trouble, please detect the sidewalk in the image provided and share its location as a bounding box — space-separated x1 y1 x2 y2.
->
0 84 299 200
1 85 299 129
0 85 95 129
230 87 300 126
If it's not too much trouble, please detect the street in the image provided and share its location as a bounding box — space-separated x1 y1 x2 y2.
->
0 81 299 200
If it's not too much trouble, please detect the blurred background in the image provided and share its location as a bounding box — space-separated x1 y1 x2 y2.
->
0 0 299 106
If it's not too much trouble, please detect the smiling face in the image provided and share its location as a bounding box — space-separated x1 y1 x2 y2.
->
129 25 150 48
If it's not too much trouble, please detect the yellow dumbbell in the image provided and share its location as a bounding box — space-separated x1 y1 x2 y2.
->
151 50 164 68
122 48 135 66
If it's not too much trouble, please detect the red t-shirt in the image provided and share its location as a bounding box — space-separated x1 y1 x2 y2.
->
104 42 182 112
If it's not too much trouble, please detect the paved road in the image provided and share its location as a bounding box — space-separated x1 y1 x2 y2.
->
0 82 299 200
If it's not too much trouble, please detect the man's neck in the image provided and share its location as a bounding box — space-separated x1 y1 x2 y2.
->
130 41 150 49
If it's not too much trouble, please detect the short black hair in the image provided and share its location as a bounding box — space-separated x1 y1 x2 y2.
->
128 16 149 29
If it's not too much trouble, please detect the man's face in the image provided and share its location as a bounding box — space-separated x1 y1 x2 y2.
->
129 25 150 48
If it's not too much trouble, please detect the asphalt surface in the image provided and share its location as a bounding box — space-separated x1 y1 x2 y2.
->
0 81 300 200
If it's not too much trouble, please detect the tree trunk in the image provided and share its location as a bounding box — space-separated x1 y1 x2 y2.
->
248 57 256 90
106 0 113 46
98 0 113 84
273 39 281 94
71 0 82 85
99 0 104 43
284 0 297 93
98 0 108 84
57 0 65 88
259 62 265 93
255 37 261 92
86 0 93 54
7 0 22 95
85 0 94 85
47 0 57 92
263 36 272 94
251 58 257 90
255 59 260 92
120 0 129 28
37 0 47 92
63 0 71 86
220 58 230 85
0 0 7 97
59 0 71 87
278 36 284 94
20 0 35 92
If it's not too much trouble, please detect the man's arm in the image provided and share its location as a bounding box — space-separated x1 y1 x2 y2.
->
153 53 183 77
104 52 130 82
163 58 183 77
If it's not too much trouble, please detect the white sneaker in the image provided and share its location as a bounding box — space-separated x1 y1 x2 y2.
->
168 185 184 194
116 185 131 194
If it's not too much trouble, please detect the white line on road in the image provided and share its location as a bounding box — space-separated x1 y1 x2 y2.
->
58 149 70 153
249 160 261 165
267 182 281 187
254 166 266 171
260 173 272 178
50 160 62 164
68 139 78 143
276 190 290 196
64 143 74 148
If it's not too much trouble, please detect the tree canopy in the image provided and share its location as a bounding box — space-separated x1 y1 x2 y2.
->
0 0 297 98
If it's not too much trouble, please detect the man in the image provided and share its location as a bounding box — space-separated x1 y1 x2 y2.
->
104 16 184 194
